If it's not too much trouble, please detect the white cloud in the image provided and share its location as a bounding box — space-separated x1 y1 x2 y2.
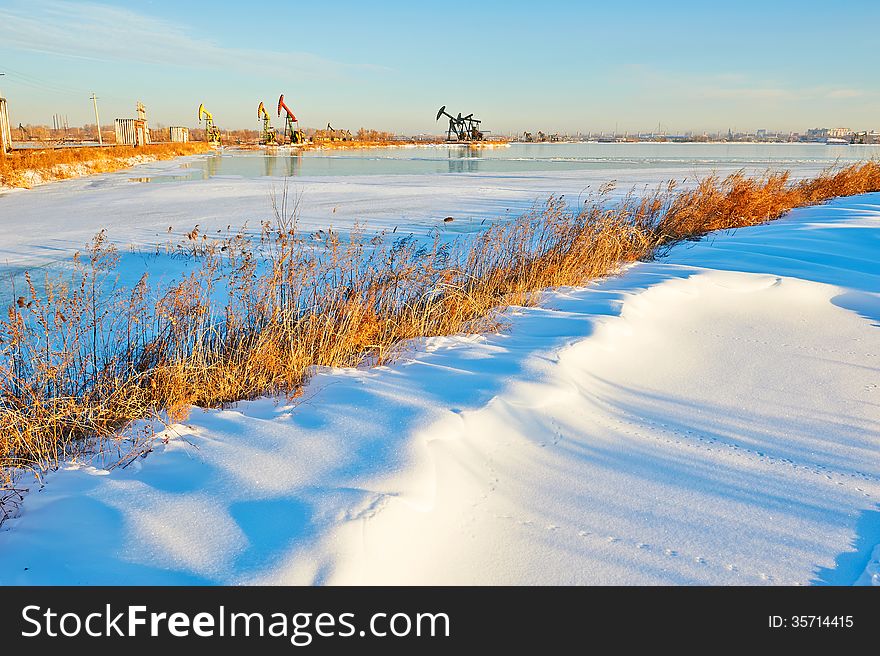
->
0 0 384 80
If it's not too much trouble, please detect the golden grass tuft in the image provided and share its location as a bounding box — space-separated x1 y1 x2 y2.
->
2 161 880 518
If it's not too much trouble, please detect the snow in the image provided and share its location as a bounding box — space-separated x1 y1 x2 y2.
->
0 156 880 585
0 160 878 585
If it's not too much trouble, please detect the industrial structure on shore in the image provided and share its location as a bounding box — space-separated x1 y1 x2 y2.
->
436 106 487 142
257 102 276 145
114 101 150 146
0 84 497 150
198 104 221 145
0 95 11 154
277 95 305 145
5 82 878 151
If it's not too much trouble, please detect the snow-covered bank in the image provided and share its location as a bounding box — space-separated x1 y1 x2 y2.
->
1 192 877 586
1 154 160 190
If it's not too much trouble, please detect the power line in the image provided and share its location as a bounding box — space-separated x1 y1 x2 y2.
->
0 65 131 103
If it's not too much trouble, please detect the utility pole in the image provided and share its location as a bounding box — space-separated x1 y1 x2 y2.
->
90 93 103 145
0 73 7 155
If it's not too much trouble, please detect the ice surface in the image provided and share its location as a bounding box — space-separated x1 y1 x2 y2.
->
0 150 841 277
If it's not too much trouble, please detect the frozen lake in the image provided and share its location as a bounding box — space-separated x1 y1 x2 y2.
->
2 143 879 279
130 142 880 181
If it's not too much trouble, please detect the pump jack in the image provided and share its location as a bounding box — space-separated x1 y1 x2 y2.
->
436 105 485 142
326 123 352 142
198 103 221 144
278 94 305 145
258 102 277 145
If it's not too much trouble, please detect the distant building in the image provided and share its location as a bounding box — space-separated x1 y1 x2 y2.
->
169 126 189 143
828 127 853 139
756 129 767 139
115 118 150 146
805 128 829 142
115 101 150 146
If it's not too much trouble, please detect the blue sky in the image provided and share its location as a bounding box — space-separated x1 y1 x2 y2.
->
1 0 878 134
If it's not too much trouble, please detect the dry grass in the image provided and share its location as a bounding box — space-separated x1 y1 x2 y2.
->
0 142 212 188
656 166 880 239
2 161 880 517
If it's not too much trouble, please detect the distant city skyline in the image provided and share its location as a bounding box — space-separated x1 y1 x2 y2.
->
1 0 878 134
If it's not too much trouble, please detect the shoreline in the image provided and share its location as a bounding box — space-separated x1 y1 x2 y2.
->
4 139 874 191
0 142 213 190
0 140 512 189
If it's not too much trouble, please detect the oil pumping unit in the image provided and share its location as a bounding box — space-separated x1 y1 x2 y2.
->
326 123 352 142
198 103 221 144
258 101 276 145
436 105 485 142
278 94 305 145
